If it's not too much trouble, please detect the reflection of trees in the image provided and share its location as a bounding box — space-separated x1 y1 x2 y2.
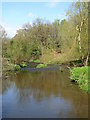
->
58 72 88 118
14 70 88 118
3 68 88 118
0 80 2 94
12 71 62 103
58 89 88 118
2 77 13 94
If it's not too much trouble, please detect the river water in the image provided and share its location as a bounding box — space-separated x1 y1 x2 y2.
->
2 64 88 118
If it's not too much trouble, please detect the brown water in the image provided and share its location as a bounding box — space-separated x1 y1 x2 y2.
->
2 65 88 118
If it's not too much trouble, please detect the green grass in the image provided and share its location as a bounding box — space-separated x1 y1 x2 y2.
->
33 59 40 63
36 63 47 68
70 66 90 93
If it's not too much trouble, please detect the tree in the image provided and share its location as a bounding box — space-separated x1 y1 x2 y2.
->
0 25 7 40
0 25 8 57
67 1 88 65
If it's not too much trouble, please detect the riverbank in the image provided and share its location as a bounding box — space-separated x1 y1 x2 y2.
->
2 56 89 94
70 66 90 94
2 50 83 72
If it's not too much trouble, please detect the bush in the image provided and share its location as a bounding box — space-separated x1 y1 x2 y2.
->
7 64 21 71
70 66 89 93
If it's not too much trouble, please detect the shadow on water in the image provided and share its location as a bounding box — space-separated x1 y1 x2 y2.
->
2 64 88 118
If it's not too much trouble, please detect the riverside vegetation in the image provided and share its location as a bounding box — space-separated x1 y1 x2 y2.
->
1 1 90 93
70 66 90 93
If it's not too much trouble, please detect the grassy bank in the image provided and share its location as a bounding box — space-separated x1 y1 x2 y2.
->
70 66 90 93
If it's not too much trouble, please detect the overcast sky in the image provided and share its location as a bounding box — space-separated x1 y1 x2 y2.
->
2 2 71 38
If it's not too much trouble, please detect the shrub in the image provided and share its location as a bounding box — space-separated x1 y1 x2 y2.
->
70 66 89 93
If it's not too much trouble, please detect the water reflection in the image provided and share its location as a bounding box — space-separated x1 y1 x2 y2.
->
2 67 88 118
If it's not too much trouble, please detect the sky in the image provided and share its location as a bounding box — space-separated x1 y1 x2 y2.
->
1 2 72 38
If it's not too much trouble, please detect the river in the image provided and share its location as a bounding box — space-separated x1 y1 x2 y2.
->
2 64 88 118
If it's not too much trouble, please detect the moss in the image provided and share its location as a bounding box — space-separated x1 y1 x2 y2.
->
70 66 90 93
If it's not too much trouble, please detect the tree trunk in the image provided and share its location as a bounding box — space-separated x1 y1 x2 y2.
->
85 54 88 66
76 21 84 63
78 32 82 55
